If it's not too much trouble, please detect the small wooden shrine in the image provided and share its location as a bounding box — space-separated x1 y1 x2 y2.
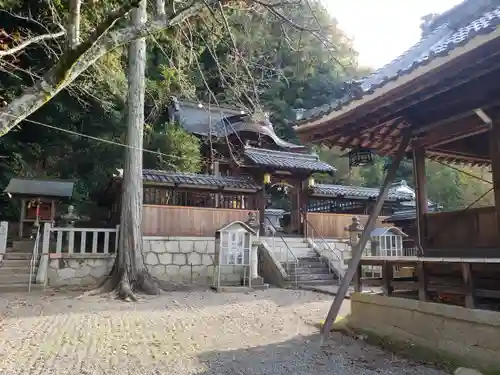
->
3 178 74 238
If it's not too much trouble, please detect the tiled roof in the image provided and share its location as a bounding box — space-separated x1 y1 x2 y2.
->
298 1 500 122
310 183 414 201
243 147 336 173
4 178 74 198
174 101 304 149
383 206 440 222
116 169 261 191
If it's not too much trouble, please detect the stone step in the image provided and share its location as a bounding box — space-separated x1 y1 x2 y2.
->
297 279 338 286
0 259 33 267
289 273 335 281
12 240 38 252
296 253 321 258
286 261 324 269
0 273 34 284
3 253 36 260
289 267 330 274
0 266 38 274
0 283 43 293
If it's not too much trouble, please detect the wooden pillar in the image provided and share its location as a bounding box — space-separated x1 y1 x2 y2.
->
489 124 500 245
322 132 411 335
382 261 393 296
354 263 362 292
258 188 266 236
300 179 309 236
19 198 26 238
412 148 427 251
461 263 475 309
50 200 56 224
416 261 428 301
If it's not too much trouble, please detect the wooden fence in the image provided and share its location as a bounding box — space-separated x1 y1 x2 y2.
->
305 212 389 239
142 205 258 237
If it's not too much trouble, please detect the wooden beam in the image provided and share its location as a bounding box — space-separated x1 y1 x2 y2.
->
382 260 393 296
413 148 427 251
354 263 362 292
321 131 411 335
416 261 428 301
489 123 500 246
426 149 490 164
461 263 475 308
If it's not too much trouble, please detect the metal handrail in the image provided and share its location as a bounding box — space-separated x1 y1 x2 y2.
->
28 225 41 292
264 217 298 287
302 213 343 281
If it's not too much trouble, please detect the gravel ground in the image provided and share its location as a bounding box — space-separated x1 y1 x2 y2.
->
0 288 449 375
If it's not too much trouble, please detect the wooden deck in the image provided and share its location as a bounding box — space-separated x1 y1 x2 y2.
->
357 256 500 310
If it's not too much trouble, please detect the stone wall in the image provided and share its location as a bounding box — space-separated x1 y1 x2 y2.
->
347 293 500 372
47 254 114 287
46 236 247 287
143 236 216 284
258 241 287 287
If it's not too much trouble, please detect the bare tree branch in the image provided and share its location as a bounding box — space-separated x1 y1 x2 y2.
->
0 0 208 137
0 28 66 58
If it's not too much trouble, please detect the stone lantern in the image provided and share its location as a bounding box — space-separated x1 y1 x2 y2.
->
345 216 364 249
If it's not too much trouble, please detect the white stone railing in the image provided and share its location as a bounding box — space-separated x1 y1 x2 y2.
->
46 224 119 254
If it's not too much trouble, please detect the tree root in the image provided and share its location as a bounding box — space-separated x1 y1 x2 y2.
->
84 264 163 301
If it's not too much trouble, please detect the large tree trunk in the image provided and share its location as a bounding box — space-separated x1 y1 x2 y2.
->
99 0 160 300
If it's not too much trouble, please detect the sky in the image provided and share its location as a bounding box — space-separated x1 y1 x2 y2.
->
324 0 464 69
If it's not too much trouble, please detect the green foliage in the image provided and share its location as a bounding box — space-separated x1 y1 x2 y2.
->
144 123 201 173
0 0 491 218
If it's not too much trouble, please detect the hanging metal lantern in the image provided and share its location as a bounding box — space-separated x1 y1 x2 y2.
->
348 148 374 167
308 176 315 188
263 173 271 185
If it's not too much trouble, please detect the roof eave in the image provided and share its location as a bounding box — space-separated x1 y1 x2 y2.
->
294 27 500 140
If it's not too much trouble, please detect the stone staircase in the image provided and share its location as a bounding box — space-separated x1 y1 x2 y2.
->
311 239 352 278
284 256 339 286
0 239 42 292
262 236 339 287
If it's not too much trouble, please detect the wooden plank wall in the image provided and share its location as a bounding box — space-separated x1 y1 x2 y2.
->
425 206 498 248
143 205 258 237
306 213 389 239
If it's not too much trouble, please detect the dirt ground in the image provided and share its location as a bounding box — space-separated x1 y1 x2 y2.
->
0 288 449 375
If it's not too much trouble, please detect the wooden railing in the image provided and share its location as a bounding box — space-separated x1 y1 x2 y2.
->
305 212 389 239
425 206 498 249
46 224 119 254
143 205 258 237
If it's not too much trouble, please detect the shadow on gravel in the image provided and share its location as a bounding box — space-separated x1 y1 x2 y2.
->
0 287 335 318
194 333 447 375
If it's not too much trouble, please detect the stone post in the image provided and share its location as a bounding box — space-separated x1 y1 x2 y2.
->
0 221 8 263
250 242 259 279
345 217 364 292
346 216 364 249
245 212 263 285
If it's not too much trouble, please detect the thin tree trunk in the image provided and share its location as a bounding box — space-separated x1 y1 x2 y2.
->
98 0 160 300
67 0 82 50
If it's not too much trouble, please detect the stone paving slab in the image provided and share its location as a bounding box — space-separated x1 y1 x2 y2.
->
0 289 446 375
